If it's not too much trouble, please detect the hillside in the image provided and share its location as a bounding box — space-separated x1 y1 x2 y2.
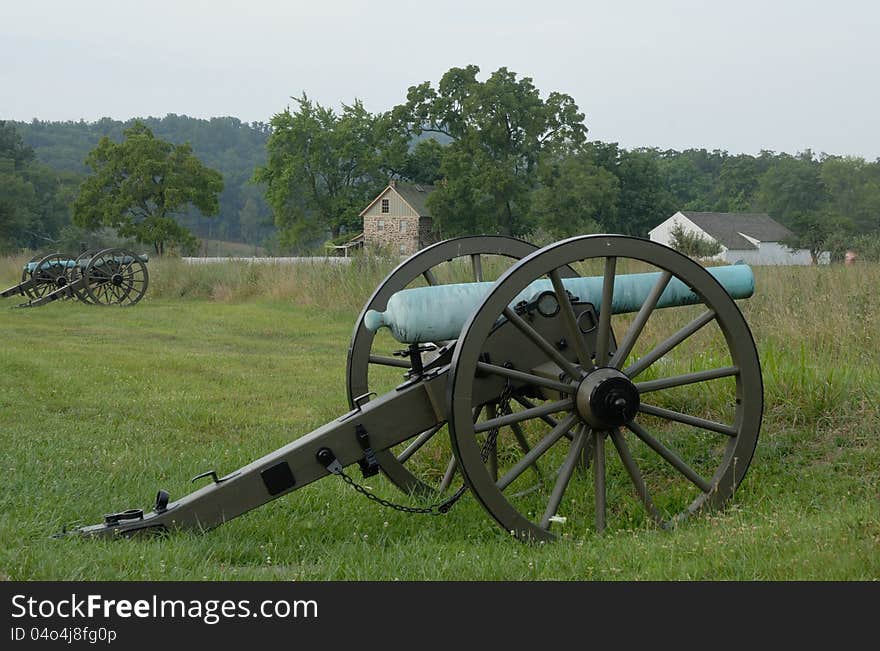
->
13 115 277 246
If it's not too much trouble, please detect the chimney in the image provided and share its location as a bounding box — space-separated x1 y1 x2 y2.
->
390 178 397 189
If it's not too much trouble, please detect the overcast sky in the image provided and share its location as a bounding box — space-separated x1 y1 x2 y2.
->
3 0 878 158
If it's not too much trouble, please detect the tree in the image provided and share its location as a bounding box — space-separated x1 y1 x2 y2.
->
392 65 588 236
820 156 880 233
755 151 827 226
73 122 222 255
0 121 72 252
255 95 401 245
668 222 722 259
783 210 851 265
530 152 619 238
598 148 676 235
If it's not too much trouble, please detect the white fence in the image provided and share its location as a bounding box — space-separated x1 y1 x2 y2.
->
181 257 353 265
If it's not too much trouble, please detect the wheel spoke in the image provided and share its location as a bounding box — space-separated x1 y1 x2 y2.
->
438 455 458 492
368 354 411 369
422 269 439 286
540 425 587 529
625 420 712 493
396 423 443 463
635 366 739 394
474 397 574 433
476 361 577 395
497 413 579 490
471 254 483 282
549 268 591 368
487 403 498 481
612 271 672 369
502 306 582 380
624 309 716 378
595 256 617 367
593 430 606 532
638 403 738 436
609 428 663 525
507 419 542 479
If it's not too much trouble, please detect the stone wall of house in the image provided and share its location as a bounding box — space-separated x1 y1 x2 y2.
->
418 217 439 248
364 215 421 256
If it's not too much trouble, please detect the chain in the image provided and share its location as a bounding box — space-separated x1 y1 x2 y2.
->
332 381 514 516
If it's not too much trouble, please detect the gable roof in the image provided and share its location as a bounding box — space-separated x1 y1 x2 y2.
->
680 212 793 250
394 183 435 216
359 182 436 217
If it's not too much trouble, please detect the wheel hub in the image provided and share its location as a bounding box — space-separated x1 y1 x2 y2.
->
111 274 124 286
576 367 640 429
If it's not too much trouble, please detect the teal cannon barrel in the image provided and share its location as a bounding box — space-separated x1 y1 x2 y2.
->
364 264 755 344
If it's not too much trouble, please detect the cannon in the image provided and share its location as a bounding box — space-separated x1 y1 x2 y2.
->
68 235 762 541
1 248 149 307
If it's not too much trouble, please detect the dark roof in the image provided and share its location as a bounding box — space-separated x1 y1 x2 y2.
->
681 212 793 250
394 183 435 216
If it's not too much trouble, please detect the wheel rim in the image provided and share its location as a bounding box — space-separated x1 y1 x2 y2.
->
347 236 555 495
447 235 763 540
68 250 99 303
85 248 149 306
21 254 41 300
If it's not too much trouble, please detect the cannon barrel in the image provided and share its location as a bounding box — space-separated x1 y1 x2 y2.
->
364 264 754 344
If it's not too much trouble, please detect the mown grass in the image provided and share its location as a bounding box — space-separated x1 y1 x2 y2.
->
0 255 877 580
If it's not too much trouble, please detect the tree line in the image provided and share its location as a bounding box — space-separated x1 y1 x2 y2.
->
3 64 880 258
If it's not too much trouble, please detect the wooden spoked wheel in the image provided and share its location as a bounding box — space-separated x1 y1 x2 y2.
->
346 236 562 496
28 253 73 300
447 235 763 541
84 248 149 306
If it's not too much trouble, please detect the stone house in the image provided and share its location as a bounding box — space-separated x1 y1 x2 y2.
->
649 211 828 265
360 181 438 255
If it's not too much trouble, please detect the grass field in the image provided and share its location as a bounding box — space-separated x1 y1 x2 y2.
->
0 254 878 580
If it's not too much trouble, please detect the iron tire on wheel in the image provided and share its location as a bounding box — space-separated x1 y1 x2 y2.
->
447 235 763 541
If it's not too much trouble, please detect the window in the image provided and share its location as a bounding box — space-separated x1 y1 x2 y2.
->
381 198 390 214
399 244 407 255
399 220 408 234
377 220 385 232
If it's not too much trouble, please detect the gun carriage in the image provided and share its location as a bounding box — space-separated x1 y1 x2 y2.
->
1 248 149 307
70 235 762 542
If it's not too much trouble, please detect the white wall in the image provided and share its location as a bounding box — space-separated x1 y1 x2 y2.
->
722 242 828 265
651 212 829 265
649 212 725 261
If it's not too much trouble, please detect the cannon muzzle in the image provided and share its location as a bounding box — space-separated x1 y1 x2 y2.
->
364 264 754 344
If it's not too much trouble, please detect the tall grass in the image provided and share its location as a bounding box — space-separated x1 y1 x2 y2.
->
1 254 878 579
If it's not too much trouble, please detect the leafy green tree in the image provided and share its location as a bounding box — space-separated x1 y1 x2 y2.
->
255 95 400 244
393 65 588 236
820 156 880 233
756 151 827 225
668 222 723 258
73 122 223 255
603 148 677 235
783 210 851 265
0 121 72 252
530 152 619 238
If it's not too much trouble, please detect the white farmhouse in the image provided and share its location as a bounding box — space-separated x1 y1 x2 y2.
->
649 211 826 265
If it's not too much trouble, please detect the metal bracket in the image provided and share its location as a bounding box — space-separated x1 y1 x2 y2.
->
316 447 343 475
355 424 380 478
